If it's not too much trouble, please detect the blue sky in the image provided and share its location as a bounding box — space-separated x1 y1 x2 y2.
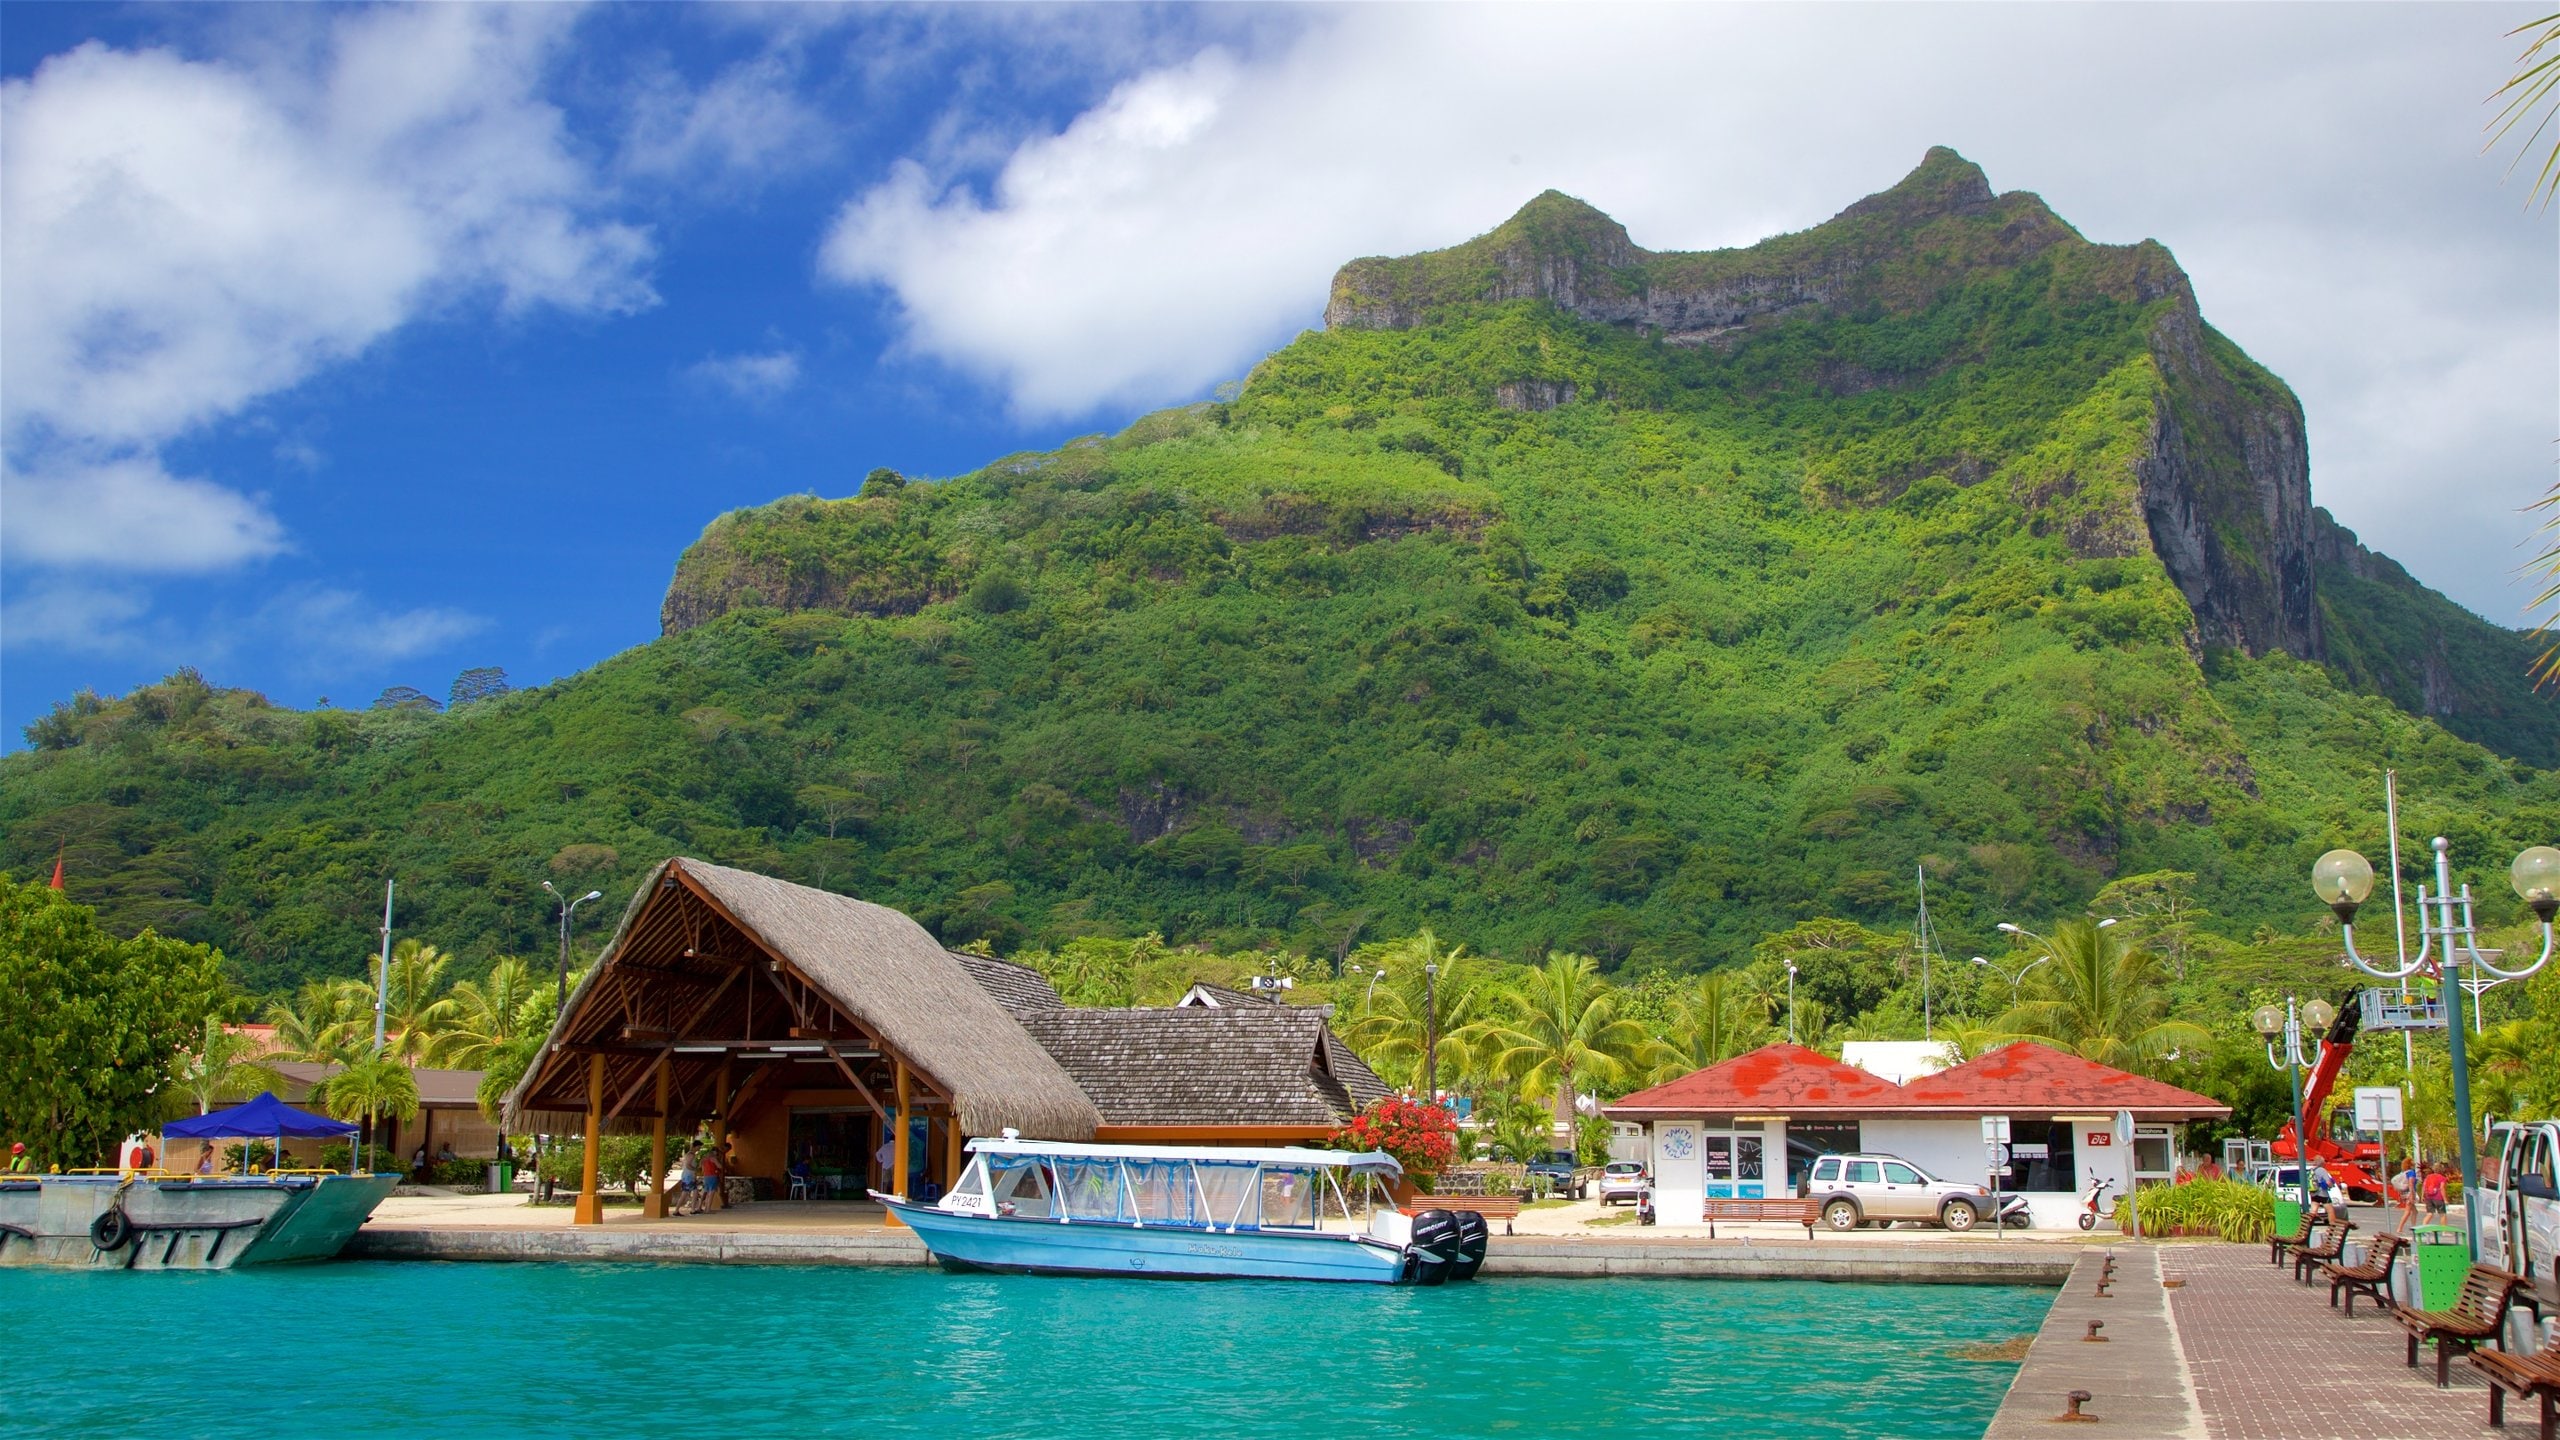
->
4 4 2553 748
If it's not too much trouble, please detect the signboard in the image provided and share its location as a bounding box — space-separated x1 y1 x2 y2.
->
2116 1109 2136 1145
1980 1115 2012 1143
1986 1144 2012 1171
2353 1086 2405 1133
2086 1131 2113 1147
2012 1143 2050 1159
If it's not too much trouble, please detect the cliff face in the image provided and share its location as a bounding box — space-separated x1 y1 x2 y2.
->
1328 147 2323 665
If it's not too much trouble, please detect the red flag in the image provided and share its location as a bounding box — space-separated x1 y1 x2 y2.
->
48 844 64 890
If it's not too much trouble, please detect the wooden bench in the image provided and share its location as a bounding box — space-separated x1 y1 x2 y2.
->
2469 1340 2560 1440
1701 1196 1822 1239
2395 1263 2525 1387
2290 1217 2356 1282
1403 1195 1523 1232
2317 1230 2407 1316
2269 1208 2316 1267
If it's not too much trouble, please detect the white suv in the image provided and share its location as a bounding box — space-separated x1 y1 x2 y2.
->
1801 1153 1995 1232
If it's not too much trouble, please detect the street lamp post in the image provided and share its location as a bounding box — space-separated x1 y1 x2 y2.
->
2252 996 2337 1211
2313 839 2559 1251
1784 961 1798 1043
542 882 604 1009
1346 964 1389 1009
1969 953 2051 1008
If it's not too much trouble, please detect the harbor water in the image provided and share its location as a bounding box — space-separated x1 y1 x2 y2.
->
3 1264 2049 1436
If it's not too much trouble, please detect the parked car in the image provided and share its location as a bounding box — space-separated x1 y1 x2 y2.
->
1525 1159 1587 1199
1800 1152 1997 1232
1597 1161 1649 1206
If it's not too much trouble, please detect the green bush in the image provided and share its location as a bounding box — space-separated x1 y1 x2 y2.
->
2117 1178 2273 1242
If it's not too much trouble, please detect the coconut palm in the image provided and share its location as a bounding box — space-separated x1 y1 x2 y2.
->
167 1015 282 1114
1645 973 1769 1084
1995 919 2211 1076
263 979 374 1064
1468 952 1655 1143
318 1052 420 1173
1340 930 1498 1093
430 957 539 1070
381 939 459 1064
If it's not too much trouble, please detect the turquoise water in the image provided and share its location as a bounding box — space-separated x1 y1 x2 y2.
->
2 1264 2048 1437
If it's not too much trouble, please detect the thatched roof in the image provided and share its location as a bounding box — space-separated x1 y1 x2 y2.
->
1018 1006 1388 1128
504 858 1100 1140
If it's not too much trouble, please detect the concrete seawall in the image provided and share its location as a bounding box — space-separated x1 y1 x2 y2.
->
351 1222 2070 1283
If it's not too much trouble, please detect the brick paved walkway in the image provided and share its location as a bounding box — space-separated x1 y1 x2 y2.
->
2164 1242 2498 1440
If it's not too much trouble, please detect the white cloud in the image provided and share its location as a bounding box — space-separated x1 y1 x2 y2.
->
819 4 2558 619
258 585 485 668
621 52 828 185
685 349 803 402
0 6 654 573
0 580 154 655
2 455 287 573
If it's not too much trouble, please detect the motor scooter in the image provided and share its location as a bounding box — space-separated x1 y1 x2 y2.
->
2076 1176 2117 1232
1637 1184 1656 1227
1990 1190 2034 1229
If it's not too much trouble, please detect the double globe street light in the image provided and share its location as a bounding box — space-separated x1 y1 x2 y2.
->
2308 838 2560 1249
2251 995 2337 1212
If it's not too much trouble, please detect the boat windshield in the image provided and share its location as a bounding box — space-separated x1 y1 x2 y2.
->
988 1158 1052 1218
971 1152 1341 1232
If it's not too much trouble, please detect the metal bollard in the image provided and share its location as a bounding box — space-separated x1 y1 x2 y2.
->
2053 1390 2098 1423
2083 1321 2107 1342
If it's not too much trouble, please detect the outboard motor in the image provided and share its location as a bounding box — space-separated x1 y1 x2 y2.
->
1449 1210 1490 1281
1408 1209 1460 1286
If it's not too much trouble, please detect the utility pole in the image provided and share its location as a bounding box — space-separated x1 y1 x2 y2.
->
1915 862 1934 1042
1422 962 1439 1102
374 880 394 1053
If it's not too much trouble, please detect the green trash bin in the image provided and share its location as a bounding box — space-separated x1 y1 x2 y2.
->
2413 1225 2471 1311
2273 1186 2304 1241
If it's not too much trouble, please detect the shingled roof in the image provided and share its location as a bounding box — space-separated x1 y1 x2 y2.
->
1017 1006 1389 1128
1606 1043 1912 1117
949 950 1065 1019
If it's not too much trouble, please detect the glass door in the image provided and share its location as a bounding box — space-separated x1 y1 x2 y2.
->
1702 1131 1769 1199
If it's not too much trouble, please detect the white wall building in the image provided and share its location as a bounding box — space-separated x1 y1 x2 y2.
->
1607 1041 2228 1230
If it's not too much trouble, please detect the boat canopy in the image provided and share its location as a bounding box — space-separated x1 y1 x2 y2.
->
162 1092 358 1141
966 1135 1401 1176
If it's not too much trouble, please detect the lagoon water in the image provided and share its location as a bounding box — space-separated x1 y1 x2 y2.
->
4 1264 2047 1437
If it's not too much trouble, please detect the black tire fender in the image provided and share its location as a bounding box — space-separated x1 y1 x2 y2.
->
90 1206 133 1251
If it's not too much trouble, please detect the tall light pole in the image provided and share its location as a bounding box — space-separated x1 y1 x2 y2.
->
2253 996 2336 1210
1784 960 1798 1043
2315 839 2559 1252
1970 953 2051 1009
1347 963 1389 1009
543 882 604 1009
374 880 395 1054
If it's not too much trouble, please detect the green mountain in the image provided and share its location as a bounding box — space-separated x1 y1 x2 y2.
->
10 148 2557 996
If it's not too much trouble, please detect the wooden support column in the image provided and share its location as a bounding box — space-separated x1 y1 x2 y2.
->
892 1061 913 1198
709 1058 732 1212
644 1060 670 1220
574 1053 605 1226
944 1115 964 1193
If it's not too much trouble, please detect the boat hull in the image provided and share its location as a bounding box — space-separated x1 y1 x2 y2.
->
0 1174 400 1270
882 1196 1411 1283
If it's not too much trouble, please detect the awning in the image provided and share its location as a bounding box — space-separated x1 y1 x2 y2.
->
162 1091 359 1141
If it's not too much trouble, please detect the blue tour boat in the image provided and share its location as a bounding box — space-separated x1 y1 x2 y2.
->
875 1135 1486 1285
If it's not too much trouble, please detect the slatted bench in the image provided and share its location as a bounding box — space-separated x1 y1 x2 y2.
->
2395 1263 2525 1387
1402 1194 1524 1234
1701 1196 1822 1239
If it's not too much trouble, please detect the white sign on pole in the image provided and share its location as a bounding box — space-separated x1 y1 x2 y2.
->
1981 1115 2012 1143
1986 1144 2012 1171
2115 1109 2135 1145
2353 1086 2405 1133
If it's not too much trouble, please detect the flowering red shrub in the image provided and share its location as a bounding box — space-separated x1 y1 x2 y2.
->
1328 1096 1457 1184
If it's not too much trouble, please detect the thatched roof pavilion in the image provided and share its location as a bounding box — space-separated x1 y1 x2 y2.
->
506 857 1100 1221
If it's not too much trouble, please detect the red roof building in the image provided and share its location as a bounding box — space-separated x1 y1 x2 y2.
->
1608 1043 1909 1117
1897 1043 2229 1121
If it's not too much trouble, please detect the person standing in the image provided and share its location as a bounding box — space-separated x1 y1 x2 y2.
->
2422 1163 2450 1222
7 1142 30 1174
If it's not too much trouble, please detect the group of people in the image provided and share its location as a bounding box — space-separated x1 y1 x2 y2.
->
2395 1158 2456 1222
668 1138 736 1215
408 1140 461 1180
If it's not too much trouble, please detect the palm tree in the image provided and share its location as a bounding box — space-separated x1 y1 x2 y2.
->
381 939 459 1064
1468 953 1655 1146
167 1015 282 1113
1995 919 2210 1076
318 1052 420 1173
1340 930 1497 1092
264 979 374 1064
431 957 539 1070
1644 973 1769 1084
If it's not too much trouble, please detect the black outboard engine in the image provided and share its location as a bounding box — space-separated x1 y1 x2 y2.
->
1449 1210 1490 1281
1408 1208 1460 1286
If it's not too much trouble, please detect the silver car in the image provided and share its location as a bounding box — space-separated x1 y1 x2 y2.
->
1597 1161 1649 1206
1802 1152 1994 1232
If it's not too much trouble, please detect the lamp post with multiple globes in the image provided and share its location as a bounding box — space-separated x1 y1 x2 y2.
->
2251 995 2336 1212
2309 839 2560 1250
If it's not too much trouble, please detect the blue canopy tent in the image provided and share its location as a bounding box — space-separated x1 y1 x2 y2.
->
164 1092 359 1174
